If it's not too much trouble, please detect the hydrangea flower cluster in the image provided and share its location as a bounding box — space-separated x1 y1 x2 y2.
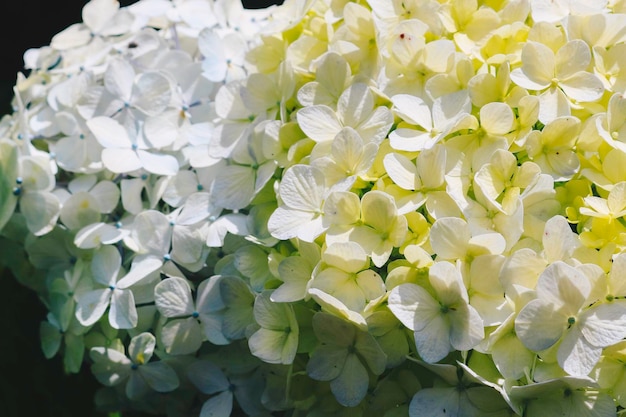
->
5 0 626 415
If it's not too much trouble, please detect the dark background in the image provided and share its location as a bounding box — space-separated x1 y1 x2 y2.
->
0 0 281 416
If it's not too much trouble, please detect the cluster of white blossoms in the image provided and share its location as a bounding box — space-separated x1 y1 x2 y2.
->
7 0 626 415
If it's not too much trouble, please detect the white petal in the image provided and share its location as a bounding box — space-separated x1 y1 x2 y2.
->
117 255 163 289
214 80 250 120
160 317 204 355
74 223 127 249
429 261 468 305
580 302 626 347
416 145 446 189
515 300 566 351
415 314 452 363
50 24 91 50
383 153 417 190
59 192 101 230
131 210 172 255
199 313 230 345
296 105 343 142
560 72 605 103
338 83 374 128
468 232 506 255
137 150 179 176
308 288 367 330
536 261 590 310
609 253 626 295
20 191 61 236
90 347 131 386
211 165 255 210
131 72 172 116
388 283 439 332
91 245 121 286
89 180 120 213
87 116 131 148
430 217 470 260
278 164 326 211
52 137 87 172
389 128 435 152
449 304 485 351
432 91 472 129
104 59 134 101
140 362 180 392
356 106 394 145
198 29 227 82
154 276 195 318
480 102 515 135
330 353 369 407
410 387 460 417
248 327 294 364
391 94 432 129
538 87 571 125
76 289 111 327
206 213 249 247
490 330 535 380
102 148 142 174
177 192 217 225
513 41 554 89
558 326 601 377
121 178 146 215
128 332 156 363
555 40 591 79
543 215 578 263
143 112 179 148
110 289 138 329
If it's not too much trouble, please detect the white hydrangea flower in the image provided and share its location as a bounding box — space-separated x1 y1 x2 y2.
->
388 261 485 363
90 332 180 399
